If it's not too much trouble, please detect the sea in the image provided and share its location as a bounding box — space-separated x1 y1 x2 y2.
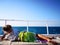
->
0 26 60 35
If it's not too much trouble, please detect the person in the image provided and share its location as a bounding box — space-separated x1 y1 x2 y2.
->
1 25 18 41
1 25 57 45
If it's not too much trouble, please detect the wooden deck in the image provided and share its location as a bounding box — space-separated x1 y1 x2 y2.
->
0 41 58 45
0 40 50 45
0 39 60 45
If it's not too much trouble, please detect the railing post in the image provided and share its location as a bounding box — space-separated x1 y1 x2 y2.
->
5 19 7 25
27 20 29 32
46 21 49 35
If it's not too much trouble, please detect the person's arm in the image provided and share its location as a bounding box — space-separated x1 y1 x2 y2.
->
36 34 51 42
0 34 8 41
1 34 6 40
36 34 58 45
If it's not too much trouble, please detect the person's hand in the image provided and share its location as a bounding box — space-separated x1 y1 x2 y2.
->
48 40 58 45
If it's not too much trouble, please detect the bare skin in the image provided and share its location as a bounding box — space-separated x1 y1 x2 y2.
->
0 30 12 40
36 34 58 45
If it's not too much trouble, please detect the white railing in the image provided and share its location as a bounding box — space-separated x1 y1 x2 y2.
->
0 19 60 35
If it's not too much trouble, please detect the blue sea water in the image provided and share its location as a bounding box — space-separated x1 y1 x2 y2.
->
0 26 60 35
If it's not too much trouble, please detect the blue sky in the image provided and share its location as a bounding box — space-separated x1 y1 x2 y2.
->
0 0 60 21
